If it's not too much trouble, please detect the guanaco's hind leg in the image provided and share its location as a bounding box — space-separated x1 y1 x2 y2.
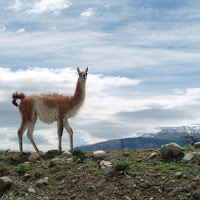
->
27 115 39 152
57 119 64 151
18 120 29 153
64 119 73 151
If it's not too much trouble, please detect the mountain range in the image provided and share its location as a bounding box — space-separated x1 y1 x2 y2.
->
75 126 200 151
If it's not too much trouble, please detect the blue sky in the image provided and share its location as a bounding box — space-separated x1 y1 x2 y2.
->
0 0 200 151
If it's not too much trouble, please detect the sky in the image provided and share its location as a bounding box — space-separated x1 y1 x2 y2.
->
0 0 200 151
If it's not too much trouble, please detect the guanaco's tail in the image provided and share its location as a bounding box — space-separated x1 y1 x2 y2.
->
12 92 26 107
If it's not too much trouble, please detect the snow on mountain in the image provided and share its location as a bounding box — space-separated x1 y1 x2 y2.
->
151 126 200 140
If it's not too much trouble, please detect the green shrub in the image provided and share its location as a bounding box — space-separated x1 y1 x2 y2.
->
16 164 28 174
71 149 86 163
114 160 130 172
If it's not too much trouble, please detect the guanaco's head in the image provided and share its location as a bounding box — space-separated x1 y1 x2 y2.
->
77 67 88 80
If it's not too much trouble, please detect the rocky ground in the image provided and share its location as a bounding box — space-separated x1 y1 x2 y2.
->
0 144 200 200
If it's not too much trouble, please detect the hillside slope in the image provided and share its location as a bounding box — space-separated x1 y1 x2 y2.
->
0 146 200 200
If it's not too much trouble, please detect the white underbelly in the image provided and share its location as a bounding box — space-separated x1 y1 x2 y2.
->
35 103 58 124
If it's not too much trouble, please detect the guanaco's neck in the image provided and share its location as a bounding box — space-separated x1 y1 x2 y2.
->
73 78 86 104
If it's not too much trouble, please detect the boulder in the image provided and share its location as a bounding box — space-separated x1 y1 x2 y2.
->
28 187 36 193
194 142 200 148
23 174 31 181
36 179 45 188
103 165 115 175
0 176 12 191
11 154 20 162
122 152 130 157
160 143 182 158
50 158 62 167
182 153 194 162
100 160 112 169
93 150 106 159
28 152 41 162
61 151 72 158
44 177 49 185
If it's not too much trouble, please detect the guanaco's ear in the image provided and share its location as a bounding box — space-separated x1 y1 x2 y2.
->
85 67 88 73
77 67 80 74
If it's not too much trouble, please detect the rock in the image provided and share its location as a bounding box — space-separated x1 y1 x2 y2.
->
28 152 41 162
28 187 36 193
67 158 73 162
36 179 45 188
158 189 163 193
182 153 194 162
100 160 112 169
175 172 183 177
194 142 200 148
0 176 12 191
44 177 49 185
44 150 62 158
193 187 200 199
123 196 131 200
11 153 20 162
17 198 25 200
160 143 182 158
23 174 30 181
50 158 61 167
148 152 157 159
61 151 72 158
132 184 137 189
123 152 130 157
103 165 115 175
93 150 106 159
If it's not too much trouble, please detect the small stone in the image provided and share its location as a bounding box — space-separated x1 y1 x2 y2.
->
148 152 157 159
28 187 36 193
132 184 137 189
103 165 115 175
23 174 30 181
123 152 130 157
50 158 61 167
158 189 163 193
93 150 106 159
100 160 112 169
182 153 194 162
17 198 25 200
194 142 200 148
36 179 45 188
123 196 131 200
67 158 73 162
0 176 12 191
61 151 72 158
44 177 49 185
175 172 183 177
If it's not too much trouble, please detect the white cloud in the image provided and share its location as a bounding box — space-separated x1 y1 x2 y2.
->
27 0 71 14
81 8 94 17
0 25 6 32
9 0 23 11
17 28 25 33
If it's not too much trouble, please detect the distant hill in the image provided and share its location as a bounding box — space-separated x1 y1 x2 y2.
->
75 137 186 152
75 126 200 152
